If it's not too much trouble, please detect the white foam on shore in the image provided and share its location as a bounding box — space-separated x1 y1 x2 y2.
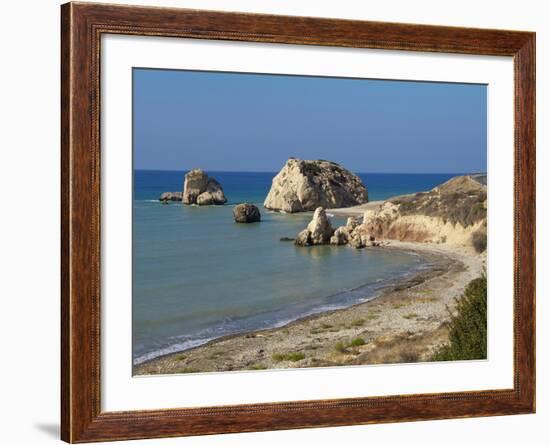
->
134 337 215 365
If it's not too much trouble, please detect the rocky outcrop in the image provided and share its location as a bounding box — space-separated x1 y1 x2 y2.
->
433 175 486 195
295 207 335 246
290 175 487 252
330 217 359 245
182 169 227 205
183 169 209 204
264 158 368 213
159 192 183 202
328 216 378 249
233 203 261 223
358 175 488 250
315 174 487 250
294 208 377 249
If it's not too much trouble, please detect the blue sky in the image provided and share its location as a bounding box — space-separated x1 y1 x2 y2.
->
133 68 486 173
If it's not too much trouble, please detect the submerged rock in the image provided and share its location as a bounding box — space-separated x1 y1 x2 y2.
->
233 203 261 223
294 207 334 246
264 158 368 213
182 169 227 205
159 191 183 202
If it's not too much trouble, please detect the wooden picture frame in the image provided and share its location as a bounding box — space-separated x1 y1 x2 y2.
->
61 2 535 442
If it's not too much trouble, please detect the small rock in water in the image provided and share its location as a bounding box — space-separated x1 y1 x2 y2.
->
279 237 295 242
183 169 227 205
233 203 261 223
295 229 311 247
196 178 227 205
294 207 334 246
159 191 183 202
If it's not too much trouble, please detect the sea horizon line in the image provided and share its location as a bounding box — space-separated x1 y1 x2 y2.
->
134 169 485 175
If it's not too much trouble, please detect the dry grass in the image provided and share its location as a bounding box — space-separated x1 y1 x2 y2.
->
402 313 418 320
390 186 487 228
272 352 306 362
335 338 366 353
472 224 487 253
248 363 268 370
354 326 449 365
416 296 438 303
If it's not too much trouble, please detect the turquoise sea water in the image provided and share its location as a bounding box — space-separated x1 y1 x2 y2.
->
133 171 458 364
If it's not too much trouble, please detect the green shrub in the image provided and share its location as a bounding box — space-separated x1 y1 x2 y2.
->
335 338 366 352
334 342 347 353
287 352 305 362
432 275 487 361
272 352 305 362
349 338 366 347
249 363 268 370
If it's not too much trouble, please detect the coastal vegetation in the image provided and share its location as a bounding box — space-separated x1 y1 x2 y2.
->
335 337 366 353
349 337 366 347
390 176 487 228
432 274 487 361
249 363 268 370
272 352 306 362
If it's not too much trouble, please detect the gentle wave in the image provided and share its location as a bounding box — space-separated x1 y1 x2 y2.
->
134 337 215 365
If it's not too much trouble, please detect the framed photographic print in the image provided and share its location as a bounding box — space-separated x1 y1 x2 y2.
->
61 2 535 442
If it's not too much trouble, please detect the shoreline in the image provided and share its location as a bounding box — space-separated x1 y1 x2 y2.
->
135 241 484 375
132 247 432 366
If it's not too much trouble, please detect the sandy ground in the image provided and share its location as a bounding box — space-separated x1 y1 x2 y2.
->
135 241 485 376
329 201 384 216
